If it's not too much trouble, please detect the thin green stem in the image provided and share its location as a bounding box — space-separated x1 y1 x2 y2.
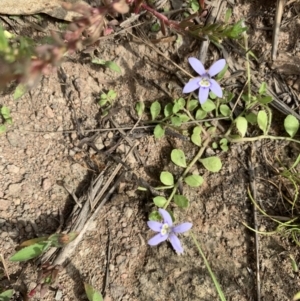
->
190 232 226 301
228 135 300 144
243 26 251 101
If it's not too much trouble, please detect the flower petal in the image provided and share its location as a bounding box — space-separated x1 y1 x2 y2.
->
198 86 209 104
158 208 173 226
148 233 168 246
188 57 206 76
169 233 183 254
147 221 162 232
208 59 226 77
172 222 192 234
183 78 200 93
209 79 223 97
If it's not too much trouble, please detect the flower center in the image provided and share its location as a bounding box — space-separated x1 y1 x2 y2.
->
161 223 170 235
199 77 210 88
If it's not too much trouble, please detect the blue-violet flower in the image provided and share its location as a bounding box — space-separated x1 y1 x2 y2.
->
183 57 226 104
147 208 192 254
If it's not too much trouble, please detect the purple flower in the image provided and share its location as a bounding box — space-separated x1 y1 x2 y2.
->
147 208 192 254
183 57 226 104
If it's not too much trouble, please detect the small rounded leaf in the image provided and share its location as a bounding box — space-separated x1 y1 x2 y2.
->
257 110 268 134
219 104 231 117
173 98 185 113
235 116 248 137
164 103 173 117
160 171 174 186
149 211 162 221
184 175 204 187
201 99 216 112
195 109 207 120
154 124 165 138
84 283 103 301
174 195 189 208
199 156 222 172
187 99 199 111
171 149 187 167
150 101 161 120
220 138 229 151
191 126 202 146
135 102 145 117
153 196 167 208
284 115 299 138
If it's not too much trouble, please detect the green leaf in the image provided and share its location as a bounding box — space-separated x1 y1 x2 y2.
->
184 175 204 187
190 0 199 11
174 195 189 208
0 289 14 301
135 102 145 117
1 106 10 119
201 99 216 112
104 61 122 73
153 196 167 208
48 232 78 247
191 126 202 146
215 64 228 81
91 58 106 65
220 138 229 151
245 112 257 125
209 91 217 100
294 292 300 301
5 118 12 125
235 116 247 137
224 8 232 23
195 109 207 120
257 110 268 134
98 98 108 107
171 149 186 167
107 90 117 100
0 125 6 134
284 115 299 138
176 113 190 122
173 98 185 114
187 99 199 111
150 101 161 120
199 156 222 172
154 124 165 138
151 23 160 32
258 96 272 104
160 171 174 186
258 82 267 95
170 116 182 127
84 283 103 301
164 103 173 117
290 254 298 273
13 84 27 100
10 242 50 261
149 211 161 221
212 142 218 149
219 104 231 117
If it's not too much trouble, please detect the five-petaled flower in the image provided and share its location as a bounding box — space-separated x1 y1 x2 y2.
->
183 57 226 104
147 208 192 254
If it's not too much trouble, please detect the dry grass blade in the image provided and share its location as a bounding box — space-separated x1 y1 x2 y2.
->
41 143 137 266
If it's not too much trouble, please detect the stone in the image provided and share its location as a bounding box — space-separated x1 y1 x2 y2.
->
7 131 27 148
0 199 10 211
7 183 22 196
0 0 85 21
6 164 20 174
45 105 55 118
123 207 133 219
42 178 51 191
